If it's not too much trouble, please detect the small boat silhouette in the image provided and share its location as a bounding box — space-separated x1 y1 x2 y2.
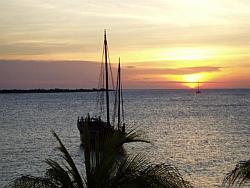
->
196 82 201 94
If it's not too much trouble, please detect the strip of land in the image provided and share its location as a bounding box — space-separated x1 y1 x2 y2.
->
0 88 108 94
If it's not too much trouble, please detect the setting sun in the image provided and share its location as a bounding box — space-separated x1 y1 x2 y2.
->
0 0 250 90
163 72 218 89
182 74 202 88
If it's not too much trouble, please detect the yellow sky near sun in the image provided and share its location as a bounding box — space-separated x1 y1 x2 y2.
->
0 0 250 88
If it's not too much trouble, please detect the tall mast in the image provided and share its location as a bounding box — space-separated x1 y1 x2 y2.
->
117 58 121 129
104 30 110 124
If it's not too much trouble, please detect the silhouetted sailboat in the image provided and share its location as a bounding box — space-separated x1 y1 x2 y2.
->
77 31 125 146
196 82 201 94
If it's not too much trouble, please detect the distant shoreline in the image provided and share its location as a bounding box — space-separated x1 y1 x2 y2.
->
0 88 249 94
0 88 111 94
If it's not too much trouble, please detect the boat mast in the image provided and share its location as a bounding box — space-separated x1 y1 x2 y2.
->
104 30 110 124
117 58 121 129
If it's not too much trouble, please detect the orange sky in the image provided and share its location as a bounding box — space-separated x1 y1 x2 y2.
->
0 0 250 89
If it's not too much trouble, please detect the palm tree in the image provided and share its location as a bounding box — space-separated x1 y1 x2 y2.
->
223 159 250 187
5 119 192 188
81 120 192 188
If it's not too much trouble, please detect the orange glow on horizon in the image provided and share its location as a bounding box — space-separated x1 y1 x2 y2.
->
163 72 220 89
182 74 203 88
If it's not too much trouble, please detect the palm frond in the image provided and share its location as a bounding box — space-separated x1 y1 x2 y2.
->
6 126 192 188
81 117 191 188
111 154 192 188
51 131 84 188
83 130 123 187
140 163 192 188
4 175 57 188
223 159 250 187
45 159 74 188
122 128 150 145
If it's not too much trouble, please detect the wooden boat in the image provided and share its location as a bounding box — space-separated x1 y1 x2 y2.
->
77 31 125 146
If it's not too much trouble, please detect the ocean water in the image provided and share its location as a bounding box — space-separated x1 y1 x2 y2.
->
0 89 249 188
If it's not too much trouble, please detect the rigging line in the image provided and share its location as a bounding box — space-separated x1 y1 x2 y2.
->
95 56 102 114
102 43 105 115
100 44 105 88
107 45 115 90
112 69 119 127
97 48 104 96
117 59 121 130
95 43 105 117
100 44 105 117
121 80 125 123
107 45 116 124
97 44 105 89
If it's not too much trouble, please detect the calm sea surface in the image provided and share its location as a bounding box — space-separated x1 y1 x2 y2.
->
0 89 249 188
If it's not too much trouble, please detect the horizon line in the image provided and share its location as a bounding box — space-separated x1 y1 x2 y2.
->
1 87 250 90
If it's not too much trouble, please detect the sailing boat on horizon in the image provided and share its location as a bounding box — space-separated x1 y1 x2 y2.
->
77 31 125 146
196 81 201 94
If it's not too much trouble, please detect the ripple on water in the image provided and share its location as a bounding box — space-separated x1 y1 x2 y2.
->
0 89 250 188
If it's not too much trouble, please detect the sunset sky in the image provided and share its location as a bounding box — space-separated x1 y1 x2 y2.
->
0 0 250 89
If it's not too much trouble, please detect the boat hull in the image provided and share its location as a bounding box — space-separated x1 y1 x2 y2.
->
77 116 125 147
